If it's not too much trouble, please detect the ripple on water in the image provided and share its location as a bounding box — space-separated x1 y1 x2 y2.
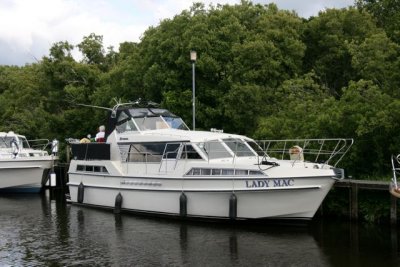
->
0 193 399 266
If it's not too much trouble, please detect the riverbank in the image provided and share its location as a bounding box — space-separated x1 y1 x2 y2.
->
321 180 393 224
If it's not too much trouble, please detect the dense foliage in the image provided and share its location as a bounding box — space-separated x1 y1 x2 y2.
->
0 0 399 179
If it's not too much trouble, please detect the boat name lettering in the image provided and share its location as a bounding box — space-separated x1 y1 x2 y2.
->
120 137 128 140
245 178 294 188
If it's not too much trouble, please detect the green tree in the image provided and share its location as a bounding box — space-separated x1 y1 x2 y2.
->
348 32 400 96
303 8 379 96
254 72 332 140
333 80 394 176
356 0 400 43
77 33 105 66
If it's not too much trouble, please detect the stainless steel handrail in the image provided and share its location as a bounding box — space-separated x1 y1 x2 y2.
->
255 138 354 167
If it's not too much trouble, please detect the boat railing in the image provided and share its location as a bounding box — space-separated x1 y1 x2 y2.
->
27 139 51 151
121 138 353 174
256 138 354 167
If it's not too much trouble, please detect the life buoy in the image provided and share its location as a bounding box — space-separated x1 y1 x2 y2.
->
289 146 302 155
289 145 304 161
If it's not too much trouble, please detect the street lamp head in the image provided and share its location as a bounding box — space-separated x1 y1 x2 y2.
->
190 50 197 62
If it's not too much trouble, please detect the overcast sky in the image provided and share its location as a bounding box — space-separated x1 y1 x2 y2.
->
0 0 355 66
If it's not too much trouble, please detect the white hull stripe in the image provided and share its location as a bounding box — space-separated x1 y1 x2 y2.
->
68 172 335 181
67 183 321 192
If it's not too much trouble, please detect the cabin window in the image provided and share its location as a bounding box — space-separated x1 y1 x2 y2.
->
94 166 101 172
185 168 264 176
86 165 94 172
180 144 202 159
76 165 108 173
201 168 211 175
235 169 248 175
127 142 200 162
212 169 222 175
249 170 263 175
163 143 180 159
192 168 201 175
222 169 234 175
128 143 165 162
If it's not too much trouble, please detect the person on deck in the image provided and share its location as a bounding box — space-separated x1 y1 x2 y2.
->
95 125 106 142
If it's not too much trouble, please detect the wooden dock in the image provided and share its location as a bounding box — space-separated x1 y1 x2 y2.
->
333 179 396 224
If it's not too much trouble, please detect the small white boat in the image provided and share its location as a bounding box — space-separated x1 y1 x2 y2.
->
0 131 58 193
390 154 400 198
67 101 353 221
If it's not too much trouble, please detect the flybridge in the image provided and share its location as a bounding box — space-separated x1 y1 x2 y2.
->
87 100 191 135
112 107 190 133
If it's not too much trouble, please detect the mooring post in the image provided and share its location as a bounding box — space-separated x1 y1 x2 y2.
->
391 194 397 225
350 183 358 221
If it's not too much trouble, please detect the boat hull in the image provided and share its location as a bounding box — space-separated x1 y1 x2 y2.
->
0 158 54 193
68 173 335 220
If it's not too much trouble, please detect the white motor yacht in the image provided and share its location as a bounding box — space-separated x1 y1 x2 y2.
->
67 101 352 221
0 131 58 193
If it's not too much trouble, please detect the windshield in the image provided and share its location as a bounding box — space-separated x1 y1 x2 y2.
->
115 107 190 132
223 138 256 157
246 141 267 156
132 116 189 131
19 137 29 149
163 117 189 130
133 116 169 131
0 136 28 149
0 137 13 148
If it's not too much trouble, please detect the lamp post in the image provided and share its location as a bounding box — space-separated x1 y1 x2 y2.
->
190 50 197 130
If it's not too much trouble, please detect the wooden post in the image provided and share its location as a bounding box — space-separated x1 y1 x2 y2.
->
391 194 397 225
350 183 358 221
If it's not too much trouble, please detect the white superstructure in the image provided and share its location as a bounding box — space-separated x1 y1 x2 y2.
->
0 131 57 193
67 102 352 221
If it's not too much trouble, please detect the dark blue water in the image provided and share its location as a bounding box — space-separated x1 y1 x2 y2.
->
0 192 399 266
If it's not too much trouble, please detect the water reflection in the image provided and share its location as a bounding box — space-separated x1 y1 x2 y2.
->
0 192 399 266
310 219 400 266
